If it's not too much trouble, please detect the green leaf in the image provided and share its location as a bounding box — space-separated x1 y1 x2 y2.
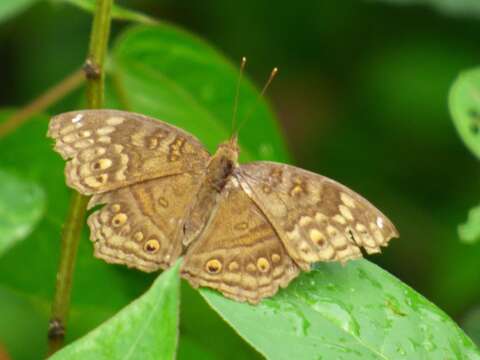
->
374 0 480 18
201 260 480 359
0 169 45 257
0 0 40 23
57 0 158 25
458 204 480 244
449 67 480 159
111 24 289 162
51 260 181 360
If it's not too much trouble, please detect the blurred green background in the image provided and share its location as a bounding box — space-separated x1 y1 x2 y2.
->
1 0 480 357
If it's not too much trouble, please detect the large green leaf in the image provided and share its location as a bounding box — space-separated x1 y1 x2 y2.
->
458 203 480 244
0 0 40 23
449 67 480 159
111 24 289 162
374 0 480 18
201 260 480 359
52 260 181 360
0 169 45 257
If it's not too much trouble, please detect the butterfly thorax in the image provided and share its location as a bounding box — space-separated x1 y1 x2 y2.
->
205 138 239 191
182 137 239 246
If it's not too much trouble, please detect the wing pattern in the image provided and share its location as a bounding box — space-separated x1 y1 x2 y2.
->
237 162 399 270
48 110 209 195
182 177 299 304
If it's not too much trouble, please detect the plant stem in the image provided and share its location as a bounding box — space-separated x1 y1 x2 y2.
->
86 0 113 109
47 192 89 355
0 69 84 138
47 0 114 355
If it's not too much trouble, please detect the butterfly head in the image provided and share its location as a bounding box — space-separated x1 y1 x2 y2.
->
216 134 240 162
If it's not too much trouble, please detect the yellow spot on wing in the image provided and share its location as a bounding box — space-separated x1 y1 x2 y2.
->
299 216 312 226
340 192 356 208
333 214 347 224
96 126 115 135
339 205 354 221
106 117 125 126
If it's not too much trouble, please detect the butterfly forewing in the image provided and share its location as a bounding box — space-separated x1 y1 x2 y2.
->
237 162 399 271
181 177 300 304
48 110 209 195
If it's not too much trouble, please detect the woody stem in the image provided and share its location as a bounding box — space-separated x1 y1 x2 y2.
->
47 0 113 355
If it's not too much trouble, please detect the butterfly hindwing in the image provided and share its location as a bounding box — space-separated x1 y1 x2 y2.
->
181 176 300 304
237 162 399 270
48 109 209 195
87 173 201 271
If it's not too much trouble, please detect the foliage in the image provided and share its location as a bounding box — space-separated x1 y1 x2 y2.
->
0 169 45 257
449 68 480 244
110 24 288 162
51 260 181 360
0 0 40 23
202 260 479 359
0 0 479 359
0 18 287 360
458 204 480 244
450 68 480 161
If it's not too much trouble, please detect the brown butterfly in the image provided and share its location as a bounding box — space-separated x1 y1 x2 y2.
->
48 109 398 304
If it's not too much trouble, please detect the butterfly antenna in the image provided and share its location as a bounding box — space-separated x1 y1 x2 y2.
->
237 67 278 134
231 56 247 137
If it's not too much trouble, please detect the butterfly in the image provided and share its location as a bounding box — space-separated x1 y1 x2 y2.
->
48 109 399 304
